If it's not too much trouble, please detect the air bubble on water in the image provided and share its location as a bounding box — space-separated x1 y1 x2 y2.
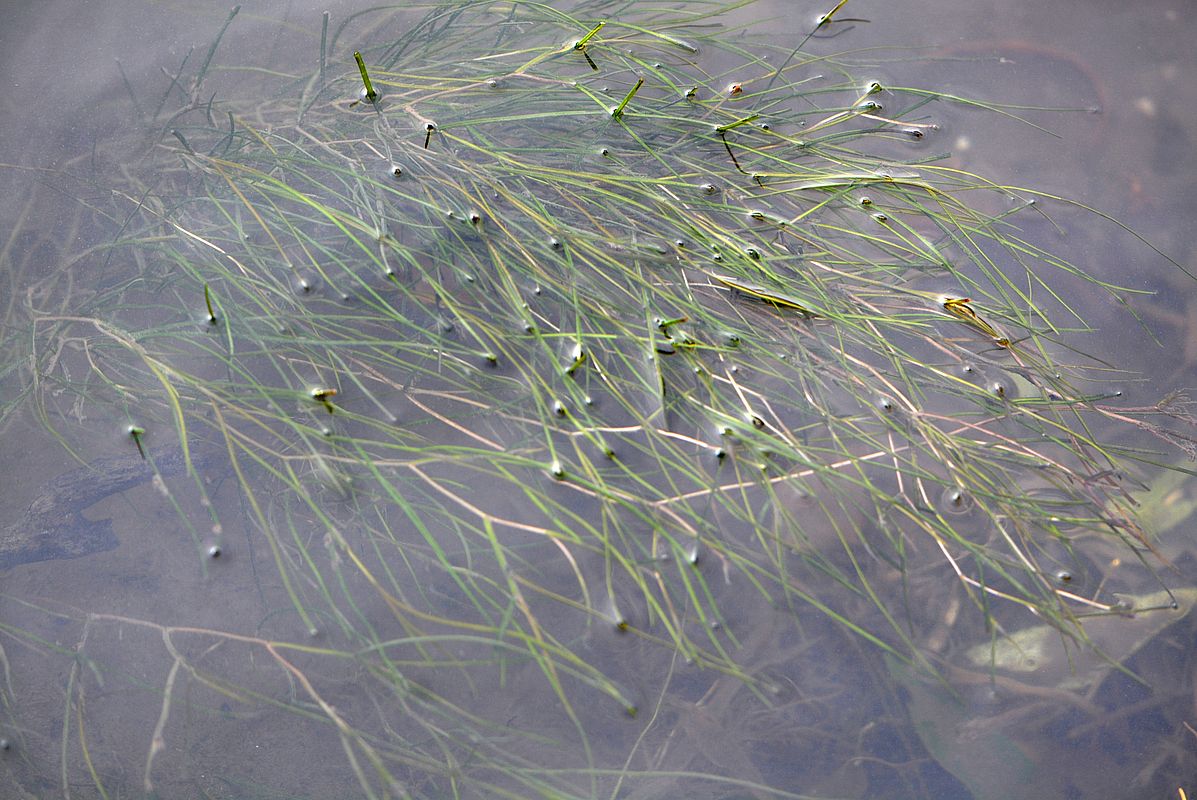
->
987 377 1017 400
940 486 973 515
566 341 586 373
294 274 318 295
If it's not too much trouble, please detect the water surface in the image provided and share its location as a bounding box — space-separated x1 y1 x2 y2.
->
2 2 1195 799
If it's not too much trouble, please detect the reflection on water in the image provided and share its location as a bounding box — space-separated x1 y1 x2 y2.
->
1 2 1196 799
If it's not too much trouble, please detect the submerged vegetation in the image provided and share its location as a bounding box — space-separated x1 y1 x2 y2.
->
2 1 1196 797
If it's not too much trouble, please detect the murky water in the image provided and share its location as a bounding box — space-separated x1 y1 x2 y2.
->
2 2 1195 799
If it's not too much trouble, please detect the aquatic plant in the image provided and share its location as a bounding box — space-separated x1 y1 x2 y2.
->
2 2 1195 797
